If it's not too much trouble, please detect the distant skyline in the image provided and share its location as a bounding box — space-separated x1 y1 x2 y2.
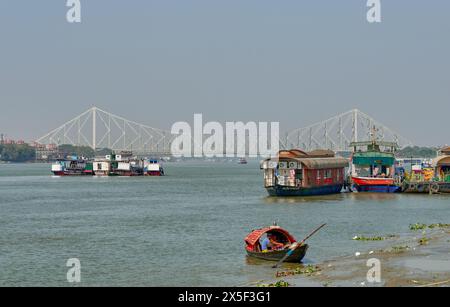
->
1 1 449 146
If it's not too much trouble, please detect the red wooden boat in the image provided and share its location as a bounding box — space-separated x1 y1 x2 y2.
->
351 177 395 186
244 226 308 263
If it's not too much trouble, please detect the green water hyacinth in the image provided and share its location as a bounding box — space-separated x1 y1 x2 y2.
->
410 223 450 231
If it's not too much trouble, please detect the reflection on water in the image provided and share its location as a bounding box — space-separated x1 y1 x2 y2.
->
263 193 347 204
347 192 398 202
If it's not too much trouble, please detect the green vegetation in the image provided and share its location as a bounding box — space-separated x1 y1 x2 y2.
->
293 265 320 276
410 223 450 231
58 145 95 158
390 245 410 253
418 237 430 245
352 235 397 241
257 280 290 287
58 145 113 159
275 265 321 278
396 146 438 158
409 223 427 231
0 144 36 162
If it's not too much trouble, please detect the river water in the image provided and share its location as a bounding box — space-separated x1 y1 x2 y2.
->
0 162 449 286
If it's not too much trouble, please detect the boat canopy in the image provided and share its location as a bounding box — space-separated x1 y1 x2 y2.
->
296 157 349 169
244 226 296 251
277 149 335 159
432 156 450 167
262 149 348 170
438 146 450 156
352 154 395 167
262 157 348 170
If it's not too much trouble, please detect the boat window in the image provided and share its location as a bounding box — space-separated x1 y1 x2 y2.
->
324 170 332 179
316 170 321 180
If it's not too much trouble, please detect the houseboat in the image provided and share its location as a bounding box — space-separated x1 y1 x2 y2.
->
51 157 93 176
349 132 401 193
402 146 450 193
261 149 349 196
144 159 164 176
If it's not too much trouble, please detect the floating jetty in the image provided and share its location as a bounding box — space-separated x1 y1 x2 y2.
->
401 146 450 194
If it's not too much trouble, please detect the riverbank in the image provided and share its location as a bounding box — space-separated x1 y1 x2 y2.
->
260 225 450 287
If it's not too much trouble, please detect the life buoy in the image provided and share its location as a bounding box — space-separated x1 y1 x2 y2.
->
408 183 418 191
430 183 440 194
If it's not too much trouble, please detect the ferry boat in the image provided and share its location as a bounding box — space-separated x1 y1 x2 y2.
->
349 130 401 193
93 152 144 176
51 157 93 176
261 149 348 196
144 159 165 176
238 158 248 164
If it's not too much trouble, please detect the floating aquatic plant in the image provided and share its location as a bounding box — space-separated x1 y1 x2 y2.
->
390 245 410 253
418 237 430 245
410 223 450 231
410 223 427 231
275 265 320 278
352 235 396 241
258 280 290 287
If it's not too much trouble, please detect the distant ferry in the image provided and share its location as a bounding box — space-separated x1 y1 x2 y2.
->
144 159 165 176
238 158 248 164
51 157 93 176
93 152 144 176
261 149 348 196
349 129 401 193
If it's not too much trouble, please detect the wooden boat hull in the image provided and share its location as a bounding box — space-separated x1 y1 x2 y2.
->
246 244 308 263
266 184 343 197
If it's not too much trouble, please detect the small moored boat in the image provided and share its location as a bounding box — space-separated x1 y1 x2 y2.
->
244 226 308 263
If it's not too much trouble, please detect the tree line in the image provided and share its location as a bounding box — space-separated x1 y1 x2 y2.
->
0 144 36 162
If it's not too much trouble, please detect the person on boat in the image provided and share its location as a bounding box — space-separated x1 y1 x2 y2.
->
261 233 285 252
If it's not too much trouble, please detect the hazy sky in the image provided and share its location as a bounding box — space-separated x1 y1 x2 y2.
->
0 0 449 146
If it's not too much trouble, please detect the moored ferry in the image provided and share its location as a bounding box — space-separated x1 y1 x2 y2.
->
51 157 93 176
93 152 144 176
261 149 349 196
349 130 401 193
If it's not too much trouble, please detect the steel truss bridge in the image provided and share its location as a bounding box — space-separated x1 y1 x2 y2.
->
281 109 413 152
36 107 413 156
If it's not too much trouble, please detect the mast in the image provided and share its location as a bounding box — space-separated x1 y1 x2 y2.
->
92 107 96 150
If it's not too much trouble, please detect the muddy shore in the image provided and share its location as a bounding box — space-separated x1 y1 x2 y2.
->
257 226 450 287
